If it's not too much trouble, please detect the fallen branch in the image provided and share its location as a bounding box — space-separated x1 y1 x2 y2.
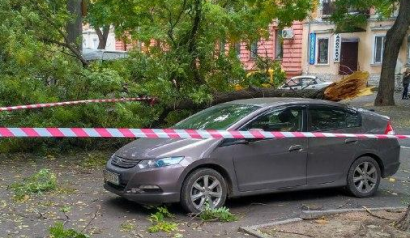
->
363 206 395 221
395 205 410 231
273 229 314 237
82 205 101 233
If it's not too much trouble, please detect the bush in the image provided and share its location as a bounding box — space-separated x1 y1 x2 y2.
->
10 168 57 200
147 207 179 233
199 205 238 222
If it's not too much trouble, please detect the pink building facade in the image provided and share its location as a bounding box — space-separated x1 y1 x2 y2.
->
237 21 303 78
115 21 304 78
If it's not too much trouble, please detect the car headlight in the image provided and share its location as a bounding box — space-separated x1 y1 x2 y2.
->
137 156 184 169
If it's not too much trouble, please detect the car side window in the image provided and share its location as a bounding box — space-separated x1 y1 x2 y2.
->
302 78 314 87
309 107 360 132
242 108 303 132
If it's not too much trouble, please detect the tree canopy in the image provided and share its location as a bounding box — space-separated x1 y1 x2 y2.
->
0 0 313 151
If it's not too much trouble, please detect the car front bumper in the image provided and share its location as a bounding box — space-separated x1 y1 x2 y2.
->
104 163 185 204
104 182 180 204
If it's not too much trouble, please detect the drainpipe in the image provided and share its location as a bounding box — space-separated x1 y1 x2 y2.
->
306 17 312 75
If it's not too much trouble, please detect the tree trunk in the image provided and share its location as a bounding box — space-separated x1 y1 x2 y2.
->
395 205 410 231
95 26 110 49
375 0 410 106
66 0 83 50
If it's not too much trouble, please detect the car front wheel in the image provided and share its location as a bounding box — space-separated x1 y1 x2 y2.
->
180 168 227 214
347 156 381 197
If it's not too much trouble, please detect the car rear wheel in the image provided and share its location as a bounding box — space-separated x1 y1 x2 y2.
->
180 168 227 214
347 156 381 197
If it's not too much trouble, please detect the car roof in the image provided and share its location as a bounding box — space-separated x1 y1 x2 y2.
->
226 98 346 109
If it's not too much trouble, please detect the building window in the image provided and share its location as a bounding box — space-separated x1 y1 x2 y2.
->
321 0 335 17
250 41 258 59
373 35 386 64
275 30 283 59
317 38 329 64
235 43 241 59
219 39 226 56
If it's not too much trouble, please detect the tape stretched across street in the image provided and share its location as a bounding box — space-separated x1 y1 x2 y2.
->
0 128 408 139
0 97 155 112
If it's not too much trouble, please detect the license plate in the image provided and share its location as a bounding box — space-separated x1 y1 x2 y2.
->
103 170 120 185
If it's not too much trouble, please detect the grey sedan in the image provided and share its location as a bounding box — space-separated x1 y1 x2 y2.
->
104 98 400 213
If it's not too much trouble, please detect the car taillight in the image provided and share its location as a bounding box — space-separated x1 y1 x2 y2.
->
385 120 395 135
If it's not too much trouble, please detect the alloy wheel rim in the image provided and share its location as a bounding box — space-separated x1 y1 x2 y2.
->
353 162 378 193
190 175 222 211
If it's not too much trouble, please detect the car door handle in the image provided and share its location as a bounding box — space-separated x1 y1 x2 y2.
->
289 145 303 152
345 138 358 144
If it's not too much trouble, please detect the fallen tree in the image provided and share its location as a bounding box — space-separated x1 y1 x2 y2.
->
167 71 371 111
153 71 372 127
168 87 327 111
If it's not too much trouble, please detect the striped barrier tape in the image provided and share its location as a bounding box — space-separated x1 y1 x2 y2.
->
0 128 407 139
0 97 156 112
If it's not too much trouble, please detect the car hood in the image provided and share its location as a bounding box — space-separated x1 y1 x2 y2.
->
115 138 221 160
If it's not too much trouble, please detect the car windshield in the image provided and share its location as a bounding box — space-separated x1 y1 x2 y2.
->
173 104 260 130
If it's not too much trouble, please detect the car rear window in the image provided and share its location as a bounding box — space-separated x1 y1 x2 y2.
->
309 107 361 131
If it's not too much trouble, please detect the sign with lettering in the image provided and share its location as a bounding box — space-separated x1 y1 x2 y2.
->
309 33 316 65
334 34 341 62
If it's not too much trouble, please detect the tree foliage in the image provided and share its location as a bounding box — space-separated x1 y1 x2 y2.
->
0 0 313 152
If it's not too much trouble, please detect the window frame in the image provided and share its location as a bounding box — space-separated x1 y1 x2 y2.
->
372 35 386 64
307 105 362 132
235 42 241 59
275 29 283 60
250 41 258 59
316 37 330 65
238 105 307 133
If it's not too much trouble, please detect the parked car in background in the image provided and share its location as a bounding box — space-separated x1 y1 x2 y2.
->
104 98 400 213
280 76 333 90
82 49 128 62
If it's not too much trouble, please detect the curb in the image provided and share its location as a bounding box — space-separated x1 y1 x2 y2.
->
238 206 407 238
300 206 406 219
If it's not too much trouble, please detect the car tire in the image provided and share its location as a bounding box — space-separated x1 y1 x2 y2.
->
346 156 381 198
180 168 227 214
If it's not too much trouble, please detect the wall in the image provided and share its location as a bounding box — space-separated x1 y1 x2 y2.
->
82 26 116 51
113 22 304 78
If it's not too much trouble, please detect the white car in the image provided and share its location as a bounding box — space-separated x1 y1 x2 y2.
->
280 76 333 90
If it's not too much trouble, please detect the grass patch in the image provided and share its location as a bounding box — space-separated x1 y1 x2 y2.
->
199 205 238 222
148 207 179 233
78 152 109 169
10 169 57 200
49 222 89 238
120 220 136 232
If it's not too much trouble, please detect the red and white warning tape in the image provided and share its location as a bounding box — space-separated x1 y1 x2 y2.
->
0 128 407 139
0 97 155 112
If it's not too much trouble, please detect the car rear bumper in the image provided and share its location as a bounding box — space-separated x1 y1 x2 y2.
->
383 162 400 178
104 182 180 204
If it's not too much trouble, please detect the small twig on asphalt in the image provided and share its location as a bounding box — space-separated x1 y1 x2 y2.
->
82 205 101 233
273 229 314 237
386 209 404 213
363 206 395 221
